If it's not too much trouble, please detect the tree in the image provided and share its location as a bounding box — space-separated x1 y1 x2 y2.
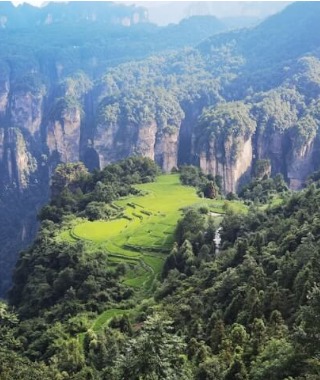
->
250 338 295 380
115 313 192 379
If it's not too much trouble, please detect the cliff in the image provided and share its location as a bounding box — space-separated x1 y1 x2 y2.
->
0 1 237 296
2 0 320 297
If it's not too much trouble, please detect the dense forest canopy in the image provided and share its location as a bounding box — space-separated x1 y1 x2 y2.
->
2 156 320 379
0 2 232 297
2 2 320 378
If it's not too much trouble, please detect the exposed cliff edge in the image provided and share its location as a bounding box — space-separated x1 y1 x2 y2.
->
3 77 309 197
2 0 320 297
0 2 234 297
1 54 320 296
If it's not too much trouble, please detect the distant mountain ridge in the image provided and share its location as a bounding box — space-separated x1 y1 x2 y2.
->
0 2 229 297
1 1 320 298
0 1 148 29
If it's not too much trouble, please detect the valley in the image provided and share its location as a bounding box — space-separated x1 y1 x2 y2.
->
2 1 320 379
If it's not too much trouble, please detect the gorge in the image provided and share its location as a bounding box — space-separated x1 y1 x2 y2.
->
1 1 320 296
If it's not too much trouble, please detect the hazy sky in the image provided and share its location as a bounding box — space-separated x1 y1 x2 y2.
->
10 1 291 25
128 1 291 25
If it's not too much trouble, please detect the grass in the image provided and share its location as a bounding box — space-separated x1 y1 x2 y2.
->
92 309 128 332
259 195 285 211
73 219 128 241
59 174 247 336
58 174 246 293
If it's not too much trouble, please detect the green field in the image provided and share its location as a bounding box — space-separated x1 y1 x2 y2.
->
59 174 247 289
92 309 128 332
73 219 129 241
59 174 247 333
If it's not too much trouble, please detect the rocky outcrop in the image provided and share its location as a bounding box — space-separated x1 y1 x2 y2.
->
46 106 82 163
94 120 181 172
135 122 158 160
287 137 319 190
254 127 320 190
255 129 288 177
0 68 319 198
0 69 9 115
5 128 37 189
155 129 180 172
198 135 253 193
10 91 43 138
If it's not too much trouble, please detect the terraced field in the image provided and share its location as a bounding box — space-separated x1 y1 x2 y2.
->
58 174 247 332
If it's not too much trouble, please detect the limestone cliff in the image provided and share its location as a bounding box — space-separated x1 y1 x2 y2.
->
10 91 43 138
286 131 320 190
94 120 182 172
6 128 37 189
0 65 9 115
198 135 253 193
155 129 180 172
47 106 82 163
255 129 287 176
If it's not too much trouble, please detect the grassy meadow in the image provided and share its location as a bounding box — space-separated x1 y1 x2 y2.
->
59 174 246 331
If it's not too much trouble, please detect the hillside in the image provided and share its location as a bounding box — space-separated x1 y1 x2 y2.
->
0 2 229 296
1 158 230 377
1 0 320 298
2 156 320 379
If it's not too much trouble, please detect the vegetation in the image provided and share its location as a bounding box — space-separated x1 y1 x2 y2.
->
3 2 320 379
239 173 288 204
3 158 234 378
4 156 320 378
179 165 222 199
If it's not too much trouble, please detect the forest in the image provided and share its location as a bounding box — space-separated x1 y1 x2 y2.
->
1 2 320 379
0 155 319 379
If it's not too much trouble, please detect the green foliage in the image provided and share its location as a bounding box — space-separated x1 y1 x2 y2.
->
239 173 288 204
250 338 295 380
115 313 192 379
253 159 271 179
155 179 320 379
179 165 220 198
8 167 320 378
40 157 160 222
8 163 231 377
198 102 256 140
251 87 304 133
196 102 256 162
84 201 119 221
5 3 320 378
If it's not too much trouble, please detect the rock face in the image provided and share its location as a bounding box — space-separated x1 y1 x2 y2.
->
254 127 320 191
198 135 253 193
255 129 288 178
1 0 320 297
94 120 181 172
10 91 43 138
47 107 82 163
286 137 319 190
1 71 318 197
1 62 320 298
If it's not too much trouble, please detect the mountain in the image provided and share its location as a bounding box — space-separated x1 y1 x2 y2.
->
1 1 320 298
2 2 320 378
133 1 291 26
0 1 148 29
3 119 320 379
0 2 229 297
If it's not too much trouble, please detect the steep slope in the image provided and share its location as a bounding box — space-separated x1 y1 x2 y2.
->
0 2 229 297
4 158 320 379
2 1 320 297
91 1 320 193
